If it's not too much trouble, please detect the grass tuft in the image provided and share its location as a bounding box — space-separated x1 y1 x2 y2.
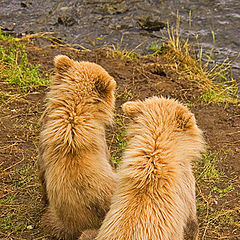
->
107 34 141 60
151 17 239 104
0 30 48 91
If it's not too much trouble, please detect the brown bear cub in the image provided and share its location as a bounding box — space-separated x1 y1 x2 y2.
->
97 96 205 240
38 55 116 240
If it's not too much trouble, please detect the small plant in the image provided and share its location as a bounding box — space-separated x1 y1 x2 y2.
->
107 34 141 60
123 90 133 100
212 184 233 197
148 40 166 55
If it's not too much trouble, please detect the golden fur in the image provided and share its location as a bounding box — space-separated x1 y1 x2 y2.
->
79 229 99 240
97 96 205 240
38 55 116 239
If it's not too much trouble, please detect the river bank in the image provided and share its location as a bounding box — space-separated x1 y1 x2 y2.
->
1 0 239 80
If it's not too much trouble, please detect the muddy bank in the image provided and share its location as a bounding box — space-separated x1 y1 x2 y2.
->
0 0 239 79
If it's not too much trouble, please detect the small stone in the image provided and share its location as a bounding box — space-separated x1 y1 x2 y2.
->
20 2 27 8
2 23 16 31
137 16 167 31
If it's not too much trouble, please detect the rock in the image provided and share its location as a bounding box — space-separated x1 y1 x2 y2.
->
137 16 167 31
57 16 76 27
57 7 77 27
20 2 27 8
2 22 16 31
96 3 128 15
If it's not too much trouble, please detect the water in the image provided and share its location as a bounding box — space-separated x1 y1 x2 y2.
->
0 0 239 79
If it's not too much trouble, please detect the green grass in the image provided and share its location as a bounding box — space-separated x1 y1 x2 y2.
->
148 40 167 56
195 152 222 182
0 164 41 236
0 30 48 91
211 184 233 198
111 117 128 166
194 151 239 239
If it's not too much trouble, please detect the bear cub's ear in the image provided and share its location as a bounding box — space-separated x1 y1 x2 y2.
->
122 100 143 117
95 78 116 98
175 105 196 130
54 55 73 73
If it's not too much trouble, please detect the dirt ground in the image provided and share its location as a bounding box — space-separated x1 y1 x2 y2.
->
0 45 239 240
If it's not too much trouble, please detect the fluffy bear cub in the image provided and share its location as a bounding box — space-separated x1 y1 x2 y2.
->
97 96 205 240
38 55 116 239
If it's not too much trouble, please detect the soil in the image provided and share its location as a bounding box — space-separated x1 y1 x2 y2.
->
0 44 239 240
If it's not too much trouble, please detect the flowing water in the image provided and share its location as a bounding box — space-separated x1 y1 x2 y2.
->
0 0 239 79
